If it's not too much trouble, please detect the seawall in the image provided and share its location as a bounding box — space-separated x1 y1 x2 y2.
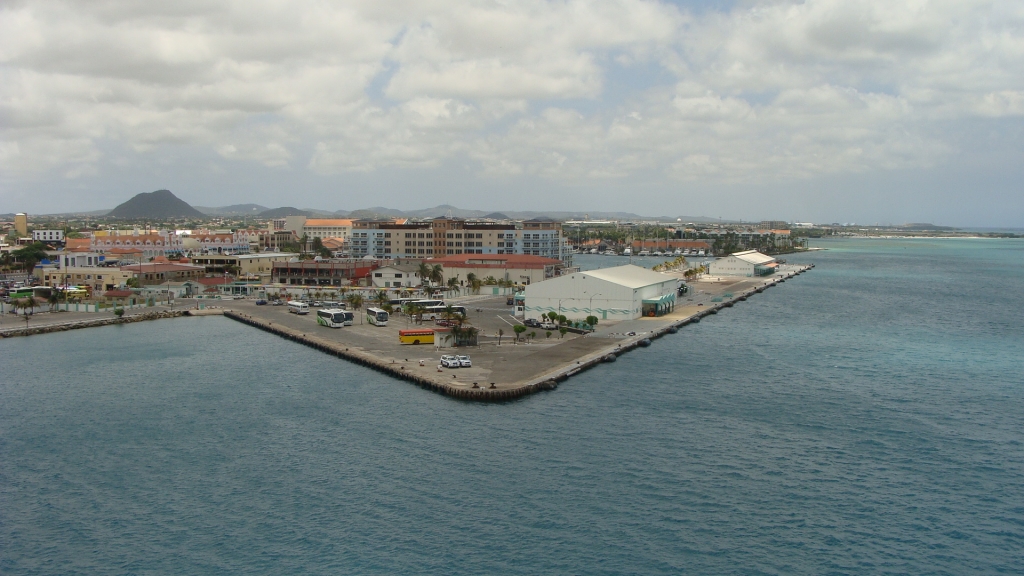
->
225 264 813 401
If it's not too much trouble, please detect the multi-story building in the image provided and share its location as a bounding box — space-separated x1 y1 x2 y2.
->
32 229 64 243
120 262 206 285
301 219 354 241
90 230 186 259
41 266 136 293
271 259 385 286
349 217 571 263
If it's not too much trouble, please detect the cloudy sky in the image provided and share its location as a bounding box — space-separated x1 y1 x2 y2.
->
2 0 1022 226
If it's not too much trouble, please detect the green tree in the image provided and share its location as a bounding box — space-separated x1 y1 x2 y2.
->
374 289 389 308
47 288 60 311
12 242 49 272
430 264 444 286
557 314 567 325
559 326 568 339
585 315 599 327
11 297 36 327
345 293 364 323
513 324 527 343
545 331 552 339
529 331 536 342
418 262 432 286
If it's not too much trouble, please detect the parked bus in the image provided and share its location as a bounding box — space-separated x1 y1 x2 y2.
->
420 304 467 321
408 299 444 309
398 329 435 345
316 308 348 328
287 301 309 315
366 307 389 326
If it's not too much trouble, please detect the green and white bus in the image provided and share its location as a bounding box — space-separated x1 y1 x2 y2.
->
366 307 389 326
316 308 352 328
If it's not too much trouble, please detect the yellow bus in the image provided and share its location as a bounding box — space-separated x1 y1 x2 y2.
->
398 329 435 345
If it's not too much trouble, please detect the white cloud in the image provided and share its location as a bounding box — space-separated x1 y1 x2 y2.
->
1 0 1022 210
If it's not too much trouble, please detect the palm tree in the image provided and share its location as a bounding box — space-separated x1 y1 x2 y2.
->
418 262 432 286
497 328 504 346
345 293 364 323
446 276 459 295
47 288 60 312
430 264 444 287
11 297 36 327
374 289 389 308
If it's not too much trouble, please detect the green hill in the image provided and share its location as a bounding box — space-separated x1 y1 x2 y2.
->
108 190 205 219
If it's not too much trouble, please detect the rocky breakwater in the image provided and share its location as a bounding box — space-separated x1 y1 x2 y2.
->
222 311 542 402
0 309 190 339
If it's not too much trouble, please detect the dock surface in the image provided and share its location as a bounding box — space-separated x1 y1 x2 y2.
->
222 264 813 401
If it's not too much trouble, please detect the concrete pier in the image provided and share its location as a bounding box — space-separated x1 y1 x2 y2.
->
221 263 813 401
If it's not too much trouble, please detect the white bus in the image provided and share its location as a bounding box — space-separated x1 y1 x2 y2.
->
287 301 309 315
409 299 444 309
421 304 467 321
316 308 349 328
366 307 389 326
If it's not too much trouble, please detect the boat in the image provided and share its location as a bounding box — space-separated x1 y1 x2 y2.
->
638 250 650 257
623 248 632 256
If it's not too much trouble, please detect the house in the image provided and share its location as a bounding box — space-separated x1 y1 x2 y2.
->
371 264 423 289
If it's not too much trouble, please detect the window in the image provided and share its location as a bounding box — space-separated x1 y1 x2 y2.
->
374 273 382 277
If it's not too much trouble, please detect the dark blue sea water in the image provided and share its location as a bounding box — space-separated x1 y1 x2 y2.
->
3 238 1023 574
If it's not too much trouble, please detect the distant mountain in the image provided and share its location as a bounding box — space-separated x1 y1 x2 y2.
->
258 206 313 218
107 190 204 219
325 204 716 223
195 203 269 216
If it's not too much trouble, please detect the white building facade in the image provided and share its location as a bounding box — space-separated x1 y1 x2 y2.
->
520 264 677 322
33 230 65 242
708 250 778 277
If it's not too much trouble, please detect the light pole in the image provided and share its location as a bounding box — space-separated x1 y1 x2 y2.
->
588 292 601 316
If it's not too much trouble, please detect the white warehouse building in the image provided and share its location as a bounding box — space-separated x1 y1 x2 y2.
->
708 250 778 277
520 264 678 322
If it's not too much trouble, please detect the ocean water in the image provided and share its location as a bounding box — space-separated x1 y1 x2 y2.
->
2 238 1023 574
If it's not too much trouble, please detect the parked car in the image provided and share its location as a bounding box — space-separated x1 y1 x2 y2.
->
458 355 472 368
255 299 268 305
524 318 541 328
312 301 322 307
540 321 557 330
440 355 460 368
506 297 515 305
272 300 285 306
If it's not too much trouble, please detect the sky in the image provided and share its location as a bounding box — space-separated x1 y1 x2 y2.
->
1 0 1023 226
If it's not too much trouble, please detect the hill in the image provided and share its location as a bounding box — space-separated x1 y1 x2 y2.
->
258 207 314 218
107 190 205 219
195 204 269 216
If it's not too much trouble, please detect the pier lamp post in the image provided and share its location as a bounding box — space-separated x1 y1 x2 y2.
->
557 298 564 317
588 293 601 316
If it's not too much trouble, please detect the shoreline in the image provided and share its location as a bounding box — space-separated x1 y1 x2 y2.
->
3 266 813 402
222 264 813 401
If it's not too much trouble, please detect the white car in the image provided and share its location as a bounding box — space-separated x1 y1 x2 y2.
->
440 355 460 368
457 355 472 367
540 321 557 330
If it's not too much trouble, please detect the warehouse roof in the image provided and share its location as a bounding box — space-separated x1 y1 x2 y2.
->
730 250 776 265
582 265 672 289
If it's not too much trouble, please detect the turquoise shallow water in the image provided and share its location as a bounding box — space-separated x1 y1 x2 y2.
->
2 238 1023 574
